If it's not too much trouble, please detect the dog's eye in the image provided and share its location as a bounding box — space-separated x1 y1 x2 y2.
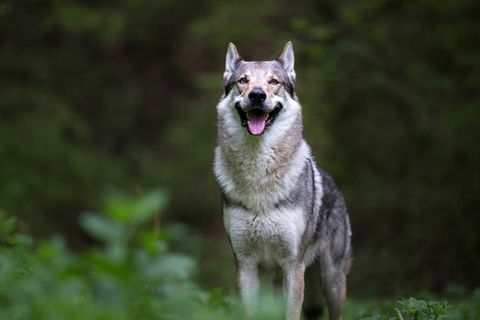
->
269 79 279 85
238 77 248 84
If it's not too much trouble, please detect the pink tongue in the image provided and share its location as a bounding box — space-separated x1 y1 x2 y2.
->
247 112 266 135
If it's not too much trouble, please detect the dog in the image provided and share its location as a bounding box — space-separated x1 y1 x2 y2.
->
213 41 352 320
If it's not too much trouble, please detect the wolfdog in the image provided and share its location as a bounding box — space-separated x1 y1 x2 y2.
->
213 42 352 320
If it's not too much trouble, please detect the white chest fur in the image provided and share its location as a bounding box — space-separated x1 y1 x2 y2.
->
214 141 310 213
224 206 306 266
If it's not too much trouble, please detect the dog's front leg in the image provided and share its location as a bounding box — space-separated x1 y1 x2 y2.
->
283 261 305 320
237 260 259 316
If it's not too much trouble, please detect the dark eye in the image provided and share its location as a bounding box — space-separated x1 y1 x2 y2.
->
238 77 248 84
269 79 279 85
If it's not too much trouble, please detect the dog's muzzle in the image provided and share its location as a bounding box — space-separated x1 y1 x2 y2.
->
235 102 283 136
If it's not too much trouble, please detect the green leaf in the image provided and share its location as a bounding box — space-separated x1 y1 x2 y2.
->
393 307 404 320
143 254 195 281
104 189 167 224
80 212 125 243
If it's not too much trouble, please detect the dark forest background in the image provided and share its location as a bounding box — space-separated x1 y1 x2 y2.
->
1 0 479 299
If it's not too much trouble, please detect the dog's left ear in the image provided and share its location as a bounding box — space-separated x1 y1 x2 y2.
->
278 41 296 83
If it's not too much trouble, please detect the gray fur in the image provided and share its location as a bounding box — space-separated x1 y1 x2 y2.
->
214 42 351 320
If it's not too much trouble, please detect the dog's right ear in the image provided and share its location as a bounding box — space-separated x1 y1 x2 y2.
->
224 42 240 84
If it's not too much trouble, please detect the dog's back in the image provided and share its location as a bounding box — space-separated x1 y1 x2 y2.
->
214 42 351 320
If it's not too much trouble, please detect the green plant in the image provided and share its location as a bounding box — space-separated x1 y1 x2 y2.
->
356 297 480 320
0 190 287 319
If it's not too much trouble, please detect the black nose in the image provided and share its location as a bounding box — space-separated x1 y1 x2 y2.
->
248 87 266 105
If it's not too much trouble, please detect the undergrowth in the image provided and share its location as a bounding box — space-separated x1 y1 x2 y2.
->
356 295 480 320
0 191 478 319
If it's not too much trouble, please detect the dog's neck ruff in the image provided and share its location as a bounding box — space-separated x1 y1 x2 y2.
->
214 92 310 213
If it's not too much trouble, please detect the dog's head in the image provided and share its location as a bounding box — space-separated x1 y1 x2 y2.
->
222 42 297 136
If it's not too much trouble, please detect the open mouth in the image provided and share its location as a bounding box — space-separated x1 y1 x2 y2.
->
235 103 283 135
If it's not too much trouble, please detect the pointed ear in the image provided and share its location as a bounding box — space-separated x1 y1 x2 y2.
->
224 42 240 84
278 41 295 83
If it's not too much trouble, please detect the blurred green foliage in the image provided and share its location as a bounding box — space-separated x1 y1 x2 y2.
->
1 192 480 319
0 0 479 296
0 191 285 319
